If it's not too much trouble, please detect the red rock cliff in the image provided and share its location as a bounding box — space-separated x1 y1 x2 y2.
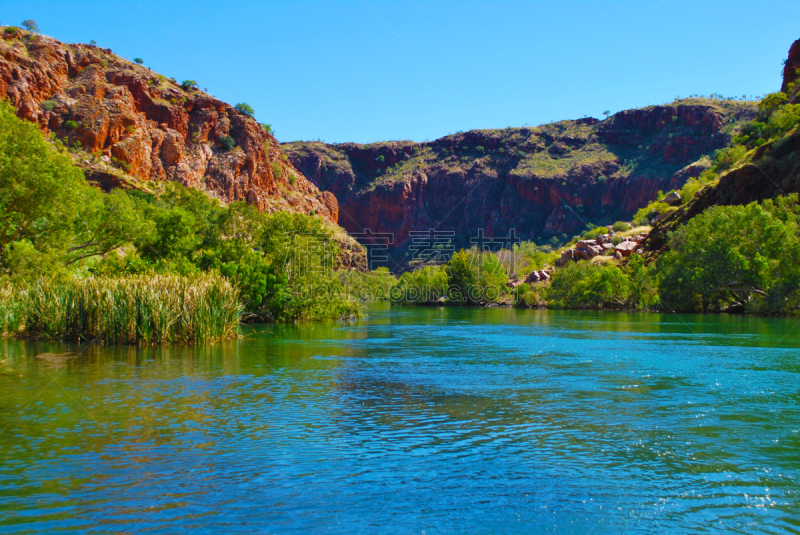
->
285 100 756 249
0 28 339 223
781 38 800 96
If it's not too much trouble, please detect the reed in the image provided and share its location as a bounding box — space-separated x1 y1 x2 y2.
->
13 274 241 344
0 285 25 336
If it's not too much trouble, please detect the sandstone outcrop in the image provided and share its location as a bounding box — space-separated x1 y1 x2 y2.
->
781 38 800 95
286 100 756 257
0 28 337 223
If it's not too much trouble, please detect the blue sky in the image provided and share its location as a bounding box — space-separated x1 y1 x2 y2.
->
4 1 799 143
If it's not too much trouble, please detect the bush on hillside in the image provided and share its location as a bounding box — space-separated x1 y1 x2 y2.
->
235 102 255 116
219 135 236 151
657 195 800 313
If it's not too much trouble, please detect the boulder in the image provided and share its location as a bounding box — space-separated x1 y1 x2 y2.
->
614 240 638 257
663 191 682 206
540 271 551 281
525 271 541 283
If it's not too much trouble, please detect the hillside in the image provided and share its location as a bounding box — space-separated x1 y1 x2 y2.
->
0 26 339 223
285 99 757 258
644 38 800 255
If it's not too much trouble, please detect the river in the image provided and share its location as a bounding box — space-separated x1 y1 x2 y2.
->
1 305 799 534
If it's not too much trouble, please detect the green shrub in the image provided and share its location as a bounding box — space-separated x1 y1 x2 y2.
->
288 173 297 186
235 102 255 116
633 201 672 226
40 100 57 111
582 226 609 240
624 255 660 309
611 221 630 232
181 79 198 91
759 92 788 115
515 283 546 308
511 241 554 273
341 268 398 301
111 157 131 172
712 145 747 171
219 135 236 151
64 120 78 130
656 195 800 313
272 162 282 181
391 266 449 305
446 249 509 305
546 262 630 309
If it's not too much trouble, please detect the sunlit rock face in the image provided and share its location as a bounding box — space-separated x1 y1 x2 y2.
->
0 29 338 223
285 102 755 247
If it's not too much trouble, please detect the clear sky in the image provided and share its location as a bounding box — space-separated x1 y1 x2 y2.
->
4 1 799 143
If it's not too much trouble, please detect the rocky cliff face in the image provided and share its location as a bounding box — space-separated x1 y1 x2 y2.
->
644 124 800 255
285 100 756 252
643 38 800 256
781 38 800 96
0 27 339 223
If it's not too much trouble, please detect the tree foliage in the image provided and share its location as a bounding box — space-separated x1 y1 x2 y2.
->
235 102 255 116
657 195 800 313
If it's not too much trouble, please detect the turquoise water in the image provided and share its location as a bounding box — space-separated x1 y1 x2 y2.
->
1 305 799 534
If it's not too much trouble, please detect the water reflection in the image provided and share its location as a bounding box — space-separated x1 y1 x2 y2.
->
0 306 799 533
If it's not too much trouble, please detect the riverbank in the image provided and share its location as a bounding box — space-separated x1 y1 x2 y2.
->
0 275 241 345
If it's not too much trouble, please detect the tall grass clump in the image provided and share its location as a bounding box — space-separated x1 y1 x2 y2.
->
22 275 241 344
0 285 25 336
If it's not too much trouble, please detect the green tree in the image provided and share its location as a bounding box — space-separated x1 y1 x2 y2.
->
66 188 152 265
21 20 39 33
546 262 630 309
656 196 800 313
133 57 144 65
447 249 509 305
235 103 255 116
0 102 84 264
392 266 449 304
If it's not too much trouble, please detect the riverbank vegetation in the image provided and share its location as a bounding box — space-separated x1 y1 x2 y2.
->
387 191 799 315
0 275 240 344
0 100 362 343
3 78 799 344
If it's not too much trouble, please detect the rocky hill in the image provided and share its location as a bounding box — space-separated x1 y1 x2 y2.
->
646 38 800 255
285 99 756 256
0 26 339 223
